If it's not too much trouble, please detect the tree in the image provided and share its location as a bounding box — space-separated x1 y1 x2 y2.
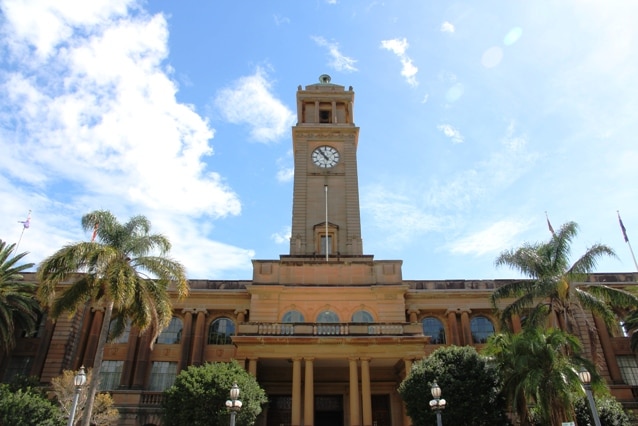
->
37 210 188 426
398 345 511 426
491 222 638 336
162 361 268 426
51 368 119 425
0 383 64 426
574 393 634 426
484 327 599 425
0 238 40 353
620 309 638 353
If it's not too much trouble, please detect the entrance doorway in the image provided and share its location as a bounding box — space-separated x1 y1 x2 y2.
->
371 394 391 426
266 395 291 426
315 395 343 426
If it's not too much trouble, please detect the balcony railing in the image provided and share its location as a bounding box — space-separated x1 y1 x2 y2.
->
238 323 422 337
140 392 164 406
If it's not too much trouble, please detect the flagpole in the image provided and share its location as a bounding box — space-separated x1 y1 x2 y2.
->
617 211 638 272
545 211 555 236
325 185 329 262
14 210 31 254
627 241 638 273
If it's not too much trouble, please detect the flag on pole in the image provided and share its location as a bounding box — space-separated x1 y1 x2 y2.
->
545 211 555 236
618 211 629 242
91 222 99 242
18 210 31 229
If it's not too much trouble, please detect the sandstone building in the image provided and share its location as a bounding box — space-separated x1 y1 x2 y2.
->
2 75 638 426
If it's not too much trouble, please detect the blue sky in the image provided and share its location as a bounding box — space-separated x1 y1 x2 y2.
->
1 0 637 280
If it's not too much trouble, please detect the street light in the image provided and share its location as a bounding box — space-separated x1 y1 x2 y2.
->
68 366 87 426
225 382 242 426
578 367 601 426
429 381 446 426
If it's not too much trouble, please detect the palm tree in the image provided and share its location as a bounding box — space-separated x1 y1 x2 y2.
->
621 309 638 353
37 210 188 426
491 221 638 335
0 239 40 354
484 327 598 425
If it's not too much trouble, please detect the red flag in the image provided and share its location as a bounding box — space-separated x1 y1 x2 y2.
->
91 222 99 242
618 211 629 243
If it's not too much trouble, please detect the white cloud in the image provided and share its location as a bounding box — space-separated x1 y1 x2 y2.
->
0 0 254 277
1 0 132 59
362 123 539 250
437 124 464 144
273 14 290 25
276 150 294 183
448 220 530 256
214 67 296 143
271 226 291 244
311 36 358 72
380 38 418 86
441 21 455 33
427 123 537 210
362 185 445 248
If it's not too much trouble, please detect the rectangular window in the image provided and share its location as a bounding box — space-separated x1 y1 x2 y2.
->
149 361 178 391
320 235 332 255
99 360 123 390
617 356 638 385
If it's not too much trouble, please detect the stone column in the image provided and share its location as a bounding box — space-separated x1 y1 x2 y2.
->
304 358 314 426
180 310 193 371
190 309 207 366
460 310 472 346
445 310 459 345
119 326 140 388
511 315 522 333
73 306 94 370
361 358 372 426
349 358 360 426
332 101 337 123
292 357 302 426
593 315 623 383
407 309 419 324
248 358 258 377
235 309 247 323
314 101 320 123
82 309 104 367
403 359 413 426
132 331 152 388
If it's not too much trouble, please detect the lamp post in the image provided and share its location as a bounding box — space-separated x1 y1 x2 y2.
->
429 381 446 426
225 382 242 426
578 367 601 426
68 366 87 426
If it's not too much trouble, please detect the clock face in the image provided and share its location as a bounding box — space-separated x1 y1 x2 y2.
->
312 145 340 168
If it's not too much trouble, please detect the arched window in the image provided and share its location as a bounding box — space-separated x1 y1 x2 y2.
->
316 310 339 323
208 317 235 345
156 317 183 344
351 310 373 323
282 310 305 323
470 316 495 344
316 310 339 335
422 317 446 344
107 319 131 344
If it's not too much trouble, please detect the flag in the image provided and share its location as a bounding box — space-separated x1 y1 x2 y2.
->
618 211 629 243
91 222 99 242
545 211 555 236
18 210 31 229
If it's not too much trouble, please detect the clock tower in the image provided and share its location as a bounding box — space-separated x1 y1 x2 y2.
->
289 74 363 257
